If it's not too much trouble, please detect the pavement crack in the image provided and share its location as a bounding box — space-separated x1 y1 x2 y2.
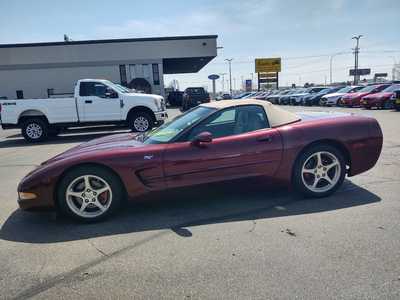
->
86 239 109 257
249 220 257 233
11 231 168 300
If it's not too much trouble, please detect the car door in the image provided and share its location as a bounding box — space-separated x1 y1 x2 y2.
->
77 81 121 122
163 105 283 189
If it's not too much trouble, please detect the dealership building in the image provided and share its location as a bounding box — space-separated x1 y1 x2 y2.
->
0 35 218 100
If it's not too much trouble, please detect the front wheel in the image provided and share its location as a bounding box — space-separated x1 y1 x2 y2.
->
128 112 154 132
293 145 346 198
57 166 124 222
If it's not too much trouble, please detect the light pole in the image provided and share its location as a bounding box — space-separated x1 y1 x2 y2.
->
219 73 227 92
225 58 233 95
389 56 398 81
352 35 363 85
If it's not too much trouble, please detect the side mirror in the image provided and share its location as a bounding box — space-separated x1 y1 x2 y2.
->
105 89 118 98
192 131 213 147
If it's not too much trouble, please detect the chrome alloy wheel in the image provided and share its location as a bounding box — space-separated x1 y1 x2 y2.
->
26 123 43 139
301 151 341 193
65 175 112 218
133 116 149 132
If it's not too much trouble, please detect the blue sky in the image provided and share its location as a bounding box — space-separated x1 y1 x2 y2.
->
1 0 399 91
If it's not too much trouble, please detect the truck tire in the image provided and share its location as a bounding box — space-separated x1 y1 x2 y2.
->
128 111 154 132
21 118 48 143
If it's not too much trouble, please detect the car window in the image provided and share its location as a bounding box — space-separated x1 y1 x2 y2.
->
79 82 110 97
186 105 269 141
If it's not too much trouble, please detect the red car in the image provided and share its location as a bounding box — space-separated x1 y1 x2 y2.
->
17 100 383 222
361 84 400 109
341 84 391 107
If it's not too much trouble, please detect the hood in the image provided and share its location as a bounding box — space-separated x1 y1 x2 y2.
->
291 93 309 97
124 92 162 100
297 111 352 122
42 133 146 164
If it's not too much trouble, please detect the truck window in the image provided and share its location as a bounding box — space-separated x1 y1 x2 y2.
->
79 82 108 97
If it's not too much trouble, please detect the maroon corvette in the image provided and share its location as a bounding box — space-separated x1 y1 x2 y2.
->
17 99 383 221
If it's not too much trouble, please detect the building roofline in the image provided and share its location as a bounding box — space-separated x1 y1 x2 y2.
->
0 35 218 49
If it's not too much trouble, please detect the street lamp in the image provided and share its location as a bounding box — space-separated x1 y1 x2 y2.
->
225 58 233 95
218 73 227 92
352 35 363 85
389 56 398 81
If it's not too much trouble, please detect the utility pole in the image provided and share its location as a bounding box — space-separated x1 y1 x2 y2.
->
225 58 233 95
352 35 363 85
219 73 227 92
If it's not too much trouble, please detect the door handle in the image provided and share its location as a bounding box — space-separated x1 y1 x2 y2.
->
85 100 93 104
257 135 272 142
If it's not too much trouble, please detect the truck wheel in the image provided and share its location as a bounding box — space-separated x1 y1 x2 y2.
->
128 111 154 132
21 118 48 142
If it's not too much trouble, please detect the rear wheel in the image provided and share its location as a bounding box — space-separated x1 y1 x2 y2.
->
57 166 123 222
21 118 48 143
293 144 346 198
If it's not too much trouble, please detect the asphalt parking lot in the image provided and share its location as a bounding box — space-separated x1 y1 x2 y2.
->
0 106 399 299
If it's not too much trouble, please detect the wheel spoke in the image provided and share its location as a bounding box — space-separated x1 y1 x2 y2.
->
324 176 333 184
316 152 322 166
80 201 88 212
94 201 106 212
312 177 320 188
94 186 110 195
67 191 84 200
303 168 315 174
84 176 92 190
325 161 339 170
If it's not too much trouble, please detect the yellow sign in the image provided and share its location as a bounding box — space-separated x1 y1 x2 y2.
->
255 58 281 73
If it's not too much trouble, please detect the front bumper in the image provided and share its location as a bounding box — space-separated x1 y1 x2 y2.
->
155 111 168 121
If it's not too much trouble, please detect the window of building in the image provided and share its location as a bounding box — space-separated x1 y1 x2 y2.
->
152 64 160 85
119 65 127 86
16 90 24 99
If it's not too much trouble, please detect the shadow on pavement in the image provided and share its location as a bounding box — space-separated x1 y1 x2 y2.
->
0 126 130 149
0 178 380 244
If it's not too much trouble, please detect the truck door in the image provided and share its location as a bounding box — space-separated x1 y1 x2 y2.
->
77 81 121 122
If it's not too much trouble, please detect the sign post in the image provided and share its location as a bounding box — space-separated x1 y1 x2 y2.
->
208 74 220 99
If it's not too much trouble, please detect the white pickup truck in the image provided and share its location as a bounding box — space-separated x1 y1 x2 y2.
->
0 79 168 142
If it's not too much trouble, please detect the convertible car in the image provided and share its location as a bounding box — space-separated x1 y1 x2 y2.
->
17 99 383 221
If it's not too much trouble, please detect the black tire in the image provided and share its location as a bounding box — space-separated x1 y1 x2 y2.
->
128 111 154 132
21 118 48 143
57 165 124 222
292 144 346 198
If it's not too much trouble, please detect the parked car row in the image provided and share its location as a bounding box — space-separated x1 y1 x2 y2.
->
246 82 400 111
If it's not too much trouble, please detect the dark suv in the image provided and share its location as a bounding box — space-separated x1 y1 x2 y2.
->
182 87 210 110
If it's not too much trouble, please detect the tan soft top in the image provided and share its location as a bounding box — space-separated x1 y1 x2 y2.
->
201 99 300 127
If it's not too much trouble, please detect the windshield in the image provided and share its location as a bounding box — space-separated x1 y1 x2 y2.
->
337 86 358 93
382 84 400 92
144 106 216 144
105 81 130 93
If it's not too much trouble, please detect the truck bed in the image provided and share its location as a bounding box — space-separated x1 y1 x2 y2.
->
0 97 79 125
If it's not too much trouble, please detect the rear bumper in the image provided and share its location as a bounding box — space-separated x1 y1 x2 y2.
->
1 123 18 129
